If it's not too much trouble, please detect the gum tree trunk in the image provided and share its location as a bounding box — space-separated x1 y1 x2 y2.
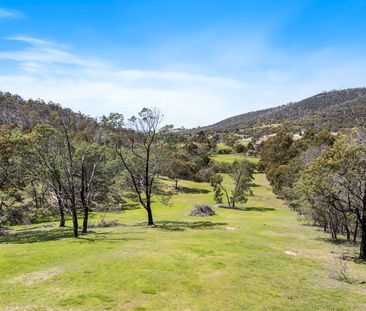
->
146 200 154 225
71 206 78 238
359 215 366 260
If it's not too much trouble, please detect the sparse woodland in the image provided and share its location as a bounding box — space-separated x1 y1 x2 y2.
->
0 92 241 234
1 90 366 258
1 90 366 310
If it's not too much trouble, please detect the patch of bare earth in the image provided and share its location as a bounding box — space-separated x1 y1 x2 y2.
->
225 226 236 231
8 267 62 285
284 250 297 256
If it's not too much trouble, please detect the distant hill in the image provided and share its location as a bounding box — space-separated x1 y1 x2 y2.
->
200 88 366 135
2 88 366 136
0 92 96 131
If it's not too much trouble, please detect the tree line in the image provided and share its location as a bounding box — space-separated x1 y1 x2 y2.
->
0 106 254 237
260 128 366 260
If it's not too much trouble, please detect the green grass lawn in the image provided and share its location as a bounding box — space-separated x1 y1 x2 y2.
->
1 156 366 310
211 153 259 164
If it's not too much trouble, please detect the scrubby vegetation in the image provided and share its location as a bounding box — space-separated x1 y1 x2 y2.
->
260 128 366 259
190 204 215 216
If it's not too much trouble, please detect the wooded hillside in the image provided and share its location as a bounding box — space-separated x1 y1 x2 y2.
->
201 88 366 135
0 92 96 130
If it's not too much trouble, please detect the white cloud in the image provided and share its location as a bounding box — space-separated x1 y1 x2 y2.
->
0 36 365 128
0 8 22 19
0 36 247 127
1 36 103 68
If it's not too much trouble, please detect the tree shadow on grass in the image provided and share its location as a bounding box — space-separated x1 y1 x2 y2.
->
0 227 74 244
155 220 227 232
315 236 356 246
218 206 276 212
120 203 141 211
314 236 366 264
335 252 366 265
78 231 143 243
0 226 143 244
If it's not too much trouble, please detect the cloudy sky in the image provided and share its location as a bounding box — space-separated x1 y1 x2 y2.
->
0 1 365 127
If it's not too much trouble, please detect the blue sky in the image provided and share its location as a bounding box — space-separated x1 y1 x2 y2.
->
0 0 365 127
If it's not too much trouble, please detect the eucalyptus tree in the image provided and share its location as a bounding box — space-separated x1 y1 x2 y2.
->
30 124 67 228
163 150 196 189
31 117 80 237
231 160 254 207
112 108 167 225
76 142 117 233
210 159 253 208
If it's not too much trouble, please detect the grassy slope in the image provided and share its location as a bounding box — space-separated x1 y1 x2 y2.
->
1 157 366 310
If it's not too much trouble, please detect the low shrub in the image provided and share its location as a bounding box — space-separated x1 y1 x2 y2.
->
215 144 233 154
90 214 119 228
190 204 215 216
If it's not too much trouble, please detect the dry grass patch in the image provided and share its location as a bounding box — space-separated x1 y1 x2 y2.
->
8 267 62 285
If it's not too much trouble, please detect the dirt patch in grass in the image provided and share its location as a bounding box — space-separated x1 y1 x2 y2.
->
284 250 297 256
225 226 236 231
8 267 62 285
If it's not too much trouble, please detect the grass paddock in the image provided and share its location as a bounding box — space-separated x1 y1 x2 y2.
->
1 157 366 310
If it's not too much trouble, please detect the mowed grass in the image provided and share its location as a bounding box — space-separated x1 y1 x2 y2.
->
210 152 259 164
1 157 366 310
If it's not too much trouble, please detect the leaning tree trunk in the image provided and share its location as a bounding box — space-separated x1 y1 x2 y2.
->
221 185 230 207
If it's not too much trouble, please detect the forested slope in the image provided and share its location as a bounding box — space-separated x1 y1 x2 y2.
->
0 92 96 130
202 88 366 134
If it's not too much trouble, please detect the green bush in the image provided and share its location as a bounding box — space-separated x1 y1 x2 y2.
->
210 161 232 174
216 145 233 154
